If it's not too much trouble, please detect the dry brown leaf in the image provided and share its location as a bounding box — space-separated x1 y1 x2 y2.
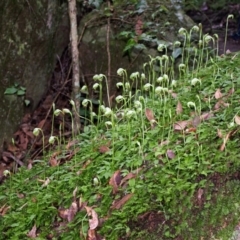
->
234 115 240 125
73 187 78 199
85 206 99 230
145 108 155 122
176 101 183 115
0 204 10 216
169 90 177 98
109 170 122 194
27 224 37 238
66 139 79 150
135 17 143 36
99 145 110 154
120 172 136 187
67 201 78 222
159 140 170 146
220 132 231 151
87 229 97 240
217 129 223 138
17 193 25 199
166 149 175 159
197 188 204 200
173 120 189 131
58 208 69 220
37 178 50 187
111 193 133 210
214 89 222 99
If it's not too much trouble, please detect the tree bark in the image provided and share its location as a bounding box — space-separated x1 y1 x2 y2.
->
68 0 80 133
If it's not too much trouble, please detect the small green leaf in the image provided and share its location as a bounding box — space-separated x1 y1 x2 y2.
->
4 87 18 95
17 89 26 96
24 99 31 106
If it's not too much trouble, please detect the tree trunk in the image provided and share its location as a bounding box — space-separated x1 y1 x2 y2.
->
68 0 80 133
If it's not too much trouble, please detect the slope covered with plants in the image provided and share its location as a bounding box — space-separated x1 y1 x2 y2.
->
1 25 240 239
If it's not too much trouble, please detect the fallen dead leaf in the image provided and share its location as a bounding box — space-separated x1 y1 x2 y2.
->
217 129 223 138
0 204 10 216
109 170 122 194
176 101 183 115
166 149 175 159
99 145 110 154
234 115 240 125
214 88 222 99
145 108 155 122
85 206 99 230
120 172 136 187
220 131 231 151
111 193 133 210
67 201 78 222
173 120 189 131
27 224 37 238
37 178 50 187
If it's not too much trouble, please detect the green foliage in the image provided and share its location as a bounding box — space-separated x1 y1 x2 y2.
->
4 83 26 96
2 25 240 239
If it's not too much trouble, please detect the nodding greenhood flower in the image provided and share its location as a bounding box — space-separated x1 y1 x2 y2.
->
69 100 75 107
198 40 203 47
143 83 152 91
90 112 97 117
162 55 169 61
116 82 123 88
157 44 166 52
213 33 219 39
62 108 71 114
126 110 136 119
125 82 130 90
191 78 201 86
174 41 181 47
178 27 187 35
103 107 112 117
130 72 139 80
134 100 142 109
117 68 125 76
141 73 146 80
155 86 164 94
171 79 177 87
80 85 88 92
33 128 41 137
3 170 10 177
227 14 234 19
163 74 169 82
191 25 199 32
100 105 106 113
54 109 62 116
49 136 56 144
178 63 186 70
93 74 104 81
204 35 213 44
93 83 100 90
105 121 112 127
187 101 196 109
155 87 169 95
115 95 125 103
157 76 164 83
82 99 90 107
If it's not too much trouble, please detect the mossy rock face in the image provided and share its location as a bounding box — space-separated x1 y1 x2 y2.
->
0 1 69 145
78 0 195 100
